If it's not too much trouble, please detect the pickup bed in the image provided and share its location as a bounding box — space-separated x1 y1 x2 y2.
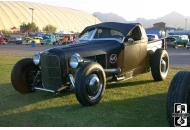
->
11 22 169 106
147 40 163 51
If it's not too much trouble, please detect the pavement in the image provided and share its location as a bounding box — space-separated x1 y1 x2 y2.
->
0 44 189 69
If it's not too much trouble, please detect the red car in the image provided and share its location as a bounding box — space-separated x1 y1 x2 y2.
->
0 37 6 45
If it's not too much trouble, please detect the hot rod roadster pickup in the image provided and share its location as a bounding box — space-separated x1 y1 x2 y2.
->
11 22 169 106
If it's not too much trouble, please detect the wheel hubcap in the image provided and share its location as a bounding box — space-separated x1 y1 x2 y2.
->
88 74 100 95
161 59 167 73
87 73 103 100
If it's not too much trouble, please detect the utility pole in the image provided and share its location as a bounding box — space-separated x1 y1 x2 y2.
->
185 19 187 30
137 18 140 23
29 8 34 23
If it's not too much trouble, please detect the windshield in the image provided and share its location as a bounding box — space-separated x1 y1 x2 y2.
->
43 35 50 39
78 28 124 41
168 36 179 39
78 29 95 40
15 37 22 40
147 35 155 38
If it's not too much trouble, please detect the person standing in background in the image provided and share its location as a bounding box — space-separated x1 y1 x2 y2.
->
73 35 77 43
70 35 73 44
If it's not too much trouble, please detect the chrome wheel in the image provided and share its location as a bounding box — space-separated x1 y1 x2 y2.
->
161 58 167 74
87 74 103 100
74 62 106 106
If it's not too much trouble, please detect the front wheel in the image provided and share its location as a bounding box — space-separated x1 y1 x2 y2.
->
11 58 38 94
151 49 169 81
166 71 190 126
74 62 106 106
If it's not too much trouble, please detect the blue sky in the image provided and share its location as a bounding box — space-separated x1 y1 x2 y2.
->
20 0 190 21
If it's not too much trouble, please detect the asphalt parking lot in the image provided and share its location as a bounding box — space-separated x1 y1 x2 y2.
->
0 44 189 69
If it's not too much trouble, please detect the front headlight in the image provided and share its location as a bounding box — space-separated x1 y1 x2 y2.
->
32 53 40 65
69 53 83 69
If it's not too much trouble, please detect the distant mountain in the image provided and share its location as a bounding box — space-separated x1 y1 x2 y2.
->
93 11 190 29
93 12 127 23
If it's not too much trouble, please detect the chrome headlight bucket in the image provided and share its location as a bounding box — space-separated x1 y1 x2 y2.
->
69 53 84 69
32 52 41 65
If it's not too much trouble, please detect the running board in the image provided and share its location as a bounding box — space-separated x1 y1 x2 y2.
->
115 75 125 81
34 87 55 93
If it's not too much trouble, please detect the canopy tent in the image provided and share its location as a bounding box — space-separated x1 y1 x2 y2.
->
10 26 19 34
10 26 18 30
55 30 73 35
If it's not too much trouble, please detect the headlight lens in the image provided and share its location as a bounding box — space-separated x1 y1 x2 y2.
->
32 53 40 65
69 53 83 69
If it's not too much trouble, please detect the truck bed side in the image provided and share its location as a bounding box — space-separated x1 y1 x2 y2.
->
147 39 166 52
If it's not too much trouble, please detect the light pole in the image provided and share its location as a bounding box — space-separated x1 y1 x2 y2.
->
185 19 187 30
137 18 140 23
29 8 34 23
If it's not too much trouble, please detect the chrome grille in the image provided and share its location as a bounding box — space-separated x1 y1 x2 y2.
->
40 54 62 90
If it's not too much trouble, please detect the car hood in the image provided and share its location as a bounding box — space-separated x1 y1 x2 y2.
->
42 40 120 59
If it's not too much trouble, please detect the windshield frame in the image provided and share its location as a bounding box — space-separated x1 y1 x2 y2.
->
78 28 125 43
78 28 97 41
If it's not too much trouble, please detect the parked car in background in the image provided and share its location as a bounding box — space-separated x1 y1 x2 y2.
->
55 35 64 44
186 41 190 50
166 35 189 49
8 36 23 44
3 37 8 42
40 34 57 45
147 34 159 41
0 37 6 45
23 37 43 45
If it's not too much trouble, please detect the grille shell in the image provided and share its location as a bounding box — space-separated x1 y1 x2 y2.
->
40 54 63 90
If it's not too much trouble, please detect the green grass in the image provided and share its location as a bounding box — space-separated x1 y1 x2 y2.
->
0 55 188 126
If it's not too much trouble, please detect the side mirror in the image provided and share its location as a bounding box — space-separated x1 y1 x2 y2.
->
128 38 134 43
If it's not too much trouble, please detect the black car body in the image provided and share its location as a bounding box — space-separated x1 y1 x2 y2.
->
11 22 169 106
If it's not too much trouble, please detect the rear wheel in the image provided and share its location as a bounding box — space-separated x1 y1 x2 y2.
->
166 71 190 126
151 49 169 81
74 62 106 106
11 58 38 94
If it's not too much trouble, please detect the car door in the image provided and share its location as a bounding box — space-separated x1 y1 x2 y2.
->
123 25 148 74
